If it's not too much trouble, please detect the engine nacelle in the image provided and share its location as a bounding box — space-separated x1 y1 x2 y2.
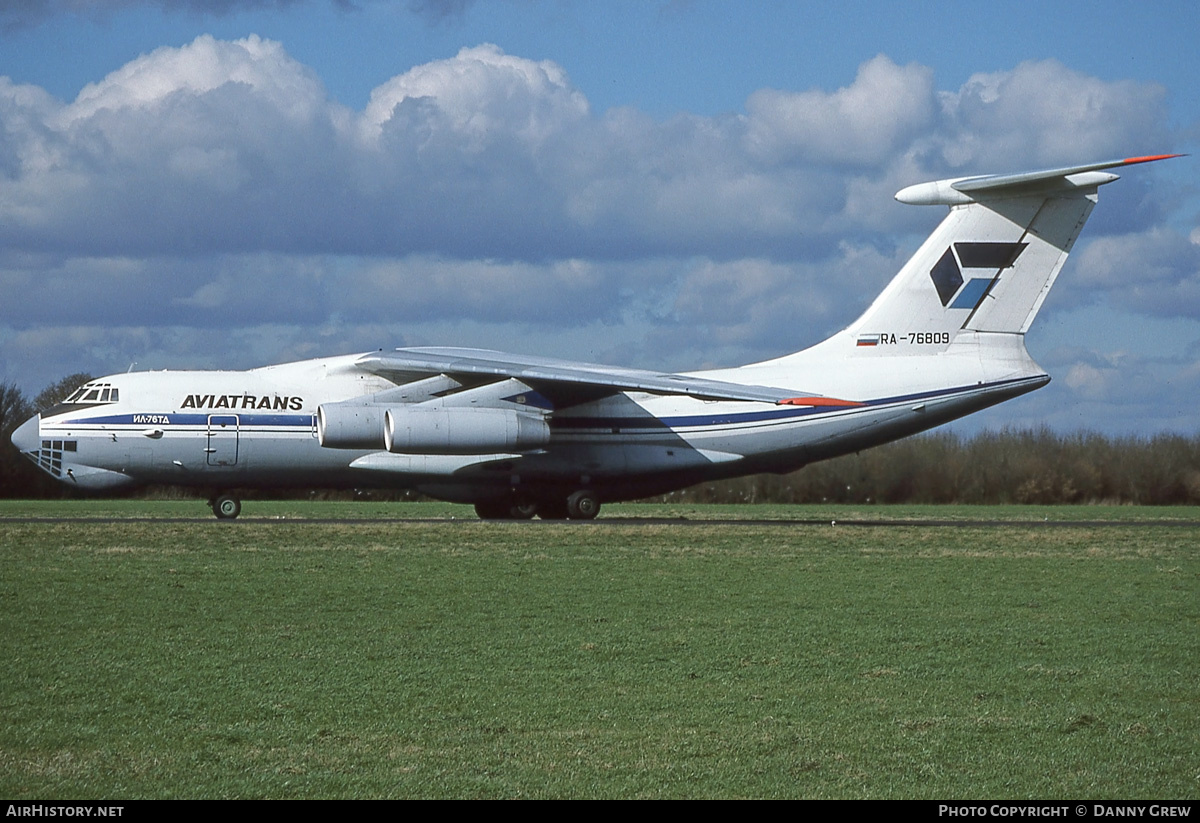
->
384 407 550 455
317 403 388 450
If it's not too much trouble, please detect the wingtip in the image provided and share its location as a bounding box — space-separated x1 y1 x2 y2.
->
1121 153 1187 166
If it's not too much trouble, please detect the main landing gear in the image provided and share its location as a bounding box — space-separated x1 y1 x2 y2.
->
473 490 601 521
473 500 537 520
566 490 600 520
210 494 242 520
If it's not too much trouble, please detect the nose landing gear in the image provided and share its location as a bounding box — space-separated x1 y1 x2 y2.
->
210 494 242 520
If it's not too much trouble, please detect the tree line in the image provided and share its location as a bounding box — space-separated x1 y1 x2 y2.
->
3 374 1198 504
660 428 1200 506
1 374 95 498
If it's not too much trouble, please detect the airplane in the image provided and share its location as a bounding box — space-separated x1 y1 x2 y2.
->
10 154 1180 520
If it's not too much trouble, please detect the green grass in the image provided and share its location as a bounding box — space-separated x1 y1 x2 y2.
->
4 498 1198 521
1 501 1196 798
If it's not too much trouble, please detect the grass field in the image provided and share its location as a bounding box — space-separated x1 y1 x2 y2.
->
1 500 1196 798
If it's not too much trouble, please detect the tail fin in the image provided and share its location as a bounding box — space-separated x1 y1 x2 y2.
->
843 155 1180 352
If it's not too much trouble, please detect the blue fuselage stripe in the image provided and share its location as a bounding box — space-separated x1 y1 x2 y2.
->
63 413 313 427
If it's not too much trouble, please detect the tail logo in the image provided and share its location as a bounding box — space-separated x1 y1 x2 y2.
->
930 242 1027 310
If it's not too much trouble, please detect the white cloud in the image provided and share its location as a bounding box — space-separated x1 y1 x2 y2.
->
931 60 1170 171
65 34 325 124
1064 359 1122 400
744 55 937 167
0 40 1189 433
1049 344 1200 432
0 40 1175 265
361 43 588 146
1073 227 1200 318
332 256 624 325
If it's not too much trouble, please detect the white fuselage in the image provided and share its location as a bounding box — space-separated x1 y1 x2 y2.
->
14 333 1047 504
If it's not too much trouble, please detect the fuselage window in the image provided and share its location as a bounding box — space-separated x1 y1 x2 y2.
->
33 440 77 478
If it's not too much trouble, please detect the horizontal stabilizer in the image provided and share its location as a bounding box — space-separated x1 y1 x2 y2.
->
896 154 1183 206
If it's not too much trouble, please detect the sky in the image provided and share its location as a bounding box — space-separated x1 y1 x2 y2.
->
1 0 1198 436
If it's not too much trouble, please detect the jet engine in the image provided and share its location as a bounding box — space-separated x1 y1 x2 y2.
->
316 404 388 449
384 407 549 455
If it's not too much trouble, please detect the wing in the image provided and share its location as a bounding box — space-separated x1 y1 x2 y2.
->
355 347 841 407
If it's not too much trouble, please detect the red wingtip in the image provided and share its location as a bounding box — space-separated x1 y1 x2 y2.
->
778 396 865 408
1121 153 1186 166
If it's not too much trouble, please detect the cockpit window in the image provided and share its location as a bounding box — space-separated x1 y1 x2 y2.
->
64 383 120 406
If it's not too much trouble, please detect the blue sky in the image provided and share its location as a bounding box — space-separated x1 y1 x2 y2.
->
1 0 1198 435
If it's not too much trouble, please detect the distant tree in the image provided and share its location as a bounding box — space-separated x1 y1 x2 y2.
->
33 372 93 413
658 428 1200 506
0 381 32 436
0 381 36 497
1 373 94 498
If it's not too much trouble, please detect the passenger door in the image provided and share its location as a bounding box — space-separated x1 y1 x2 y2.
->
206 415 239 467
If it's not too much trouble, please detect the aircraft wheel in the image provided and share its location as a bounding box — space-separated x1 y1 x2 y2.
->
567 490 600 520
213 494 242 520
510 502 537 520
536 499 569 520
474 501 511 520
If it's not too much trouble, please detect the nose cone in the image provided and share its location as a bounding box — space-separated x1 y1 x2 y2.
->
11 414 40 454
